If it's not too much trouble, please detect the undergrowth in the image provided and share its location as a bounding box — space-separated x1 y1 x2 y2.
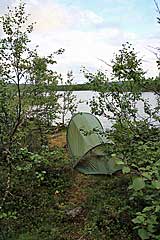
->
1 145 141 240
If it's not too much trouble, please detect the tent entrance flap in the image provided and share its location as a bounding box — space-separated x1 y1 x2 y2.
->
75 145 122 175
67 112 122 175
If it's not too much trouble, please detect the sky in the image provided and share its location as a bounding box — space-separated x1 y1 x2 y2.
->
0 0 160 83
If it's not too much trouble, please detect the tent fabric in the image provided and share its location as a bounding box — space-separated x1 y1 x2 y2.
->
67 112 122 175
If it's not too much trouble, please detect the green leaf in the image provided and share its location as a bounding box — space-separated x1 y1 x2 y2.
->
138 229 150 239
115 160 124 165
142 172 152 180
122 166 131 174
132 177 145 191
111 153 116 157
131 163 138 168
147 224 154 233
152 181 160 189
132 215 145 224
155 205 160 212
143 206 154 212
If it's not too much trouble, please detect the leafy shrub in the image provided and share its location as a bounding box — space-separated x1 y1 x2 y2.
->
84 43 160 239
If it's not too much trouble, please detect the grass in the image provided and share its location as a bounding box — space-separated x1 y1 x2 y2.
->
0 167 139 240
82 174 139 240
0 131 140 240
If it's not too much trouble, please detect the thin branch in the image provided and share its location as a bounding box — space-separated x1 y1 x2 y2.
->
154 0 160 15
97 58 112 68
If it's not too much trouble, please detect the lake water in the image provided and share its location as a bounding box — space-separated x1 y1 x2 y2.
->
59 91 159 129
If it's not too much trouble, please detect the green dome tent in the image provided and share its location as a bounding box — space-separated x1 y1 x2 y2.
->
67 112 122 175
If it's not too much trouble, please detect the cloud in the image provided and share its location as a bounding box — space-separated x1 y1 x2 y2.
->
27 0 72 31
135 37 159 77
76 9 104 26
31 26 156 83
0 0 159 82
24 0 106 32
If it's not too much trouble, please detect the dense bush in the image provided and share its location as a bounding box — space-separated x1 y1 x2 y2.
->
0 3 72 239
84 43 160 239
